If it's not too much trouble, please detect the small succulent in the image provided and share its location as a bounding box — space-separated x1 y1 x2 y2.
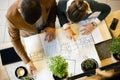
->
81 58 98 71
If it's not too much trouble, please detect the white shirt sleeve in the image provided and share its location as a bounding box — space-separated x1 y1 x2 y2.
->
63 23 71 30
94 18 101 25
66 0 74 11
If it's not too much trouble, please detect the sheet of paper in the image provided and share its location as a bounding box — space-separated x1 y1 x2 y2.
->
56 28 98 57
32 58 54 80
92 20 112 44
66 59 76 77
39 32 60 57
77 18 112 44
23 34 44 61
56 29 80 59
36 67 54 80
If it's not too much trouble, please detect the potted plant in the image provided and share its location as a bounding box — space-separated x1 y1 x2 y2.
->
109 38 120 61
81 58 98 76
48 55 68 80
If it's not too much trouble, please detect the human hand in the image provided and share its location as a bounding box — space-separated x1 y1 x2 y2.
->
80 22 96 35
26 61 37 76
96 68 113 77
42 27 55 42
65 27 76 41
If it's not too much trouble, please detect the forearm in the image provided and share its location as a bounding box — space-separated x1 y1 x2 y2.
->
8 29 30 64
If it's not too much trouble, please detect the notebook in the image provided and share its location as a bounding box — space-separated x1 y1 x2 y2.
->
0 47 22 65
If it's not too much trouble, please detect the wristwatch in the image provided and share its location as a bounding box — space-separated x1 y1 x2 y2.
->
63 23 71 30
91 22 97 29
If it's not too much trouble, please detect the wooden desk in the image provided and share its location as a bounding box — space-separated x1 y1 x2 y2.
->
101 57 117 66
3 57 117 80
0 55 9 80
0 43 116 80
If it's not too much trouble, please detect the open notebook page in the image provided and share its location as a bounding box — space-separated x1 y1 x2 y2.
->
23 34 45 61
39 32 60 57
92 20 112 44
78 18 112 44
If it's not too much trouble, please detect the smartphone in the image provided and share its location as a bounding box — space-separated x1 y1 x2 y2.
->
110 18 119 30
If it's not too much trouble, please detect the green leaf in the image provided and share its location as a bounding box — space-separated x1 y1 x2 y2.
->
48 55 68 78
109 38 120 55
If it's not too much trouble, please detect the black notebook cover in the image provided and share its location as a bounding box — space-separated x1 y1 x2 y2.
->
0 47 22 65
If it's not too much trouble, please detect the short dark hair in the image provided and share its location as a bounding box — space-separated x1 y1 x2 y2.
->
20 0 41 24
66 0 88 23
